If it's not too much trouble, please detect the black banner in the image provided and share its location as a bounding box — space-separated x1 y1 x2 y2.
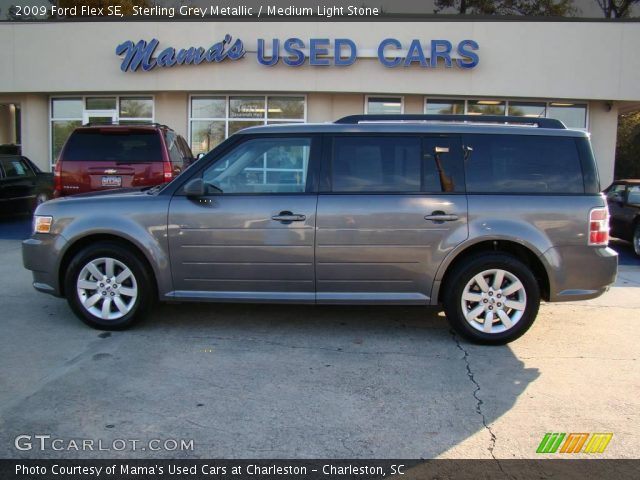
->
2 460 640 480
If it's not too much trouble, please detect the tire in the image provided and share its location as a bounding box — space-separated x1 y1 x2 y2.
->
64 242 153 330
633 222 640 257
443 253 540 345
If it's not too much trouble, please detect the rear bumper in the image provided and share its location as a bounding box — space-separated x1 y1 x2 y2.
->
542 246 618 302
22 235 64 297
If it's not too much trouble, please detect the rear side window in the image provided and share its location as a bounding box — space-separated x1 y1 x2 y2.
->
62 130 162 163
1 157 34 178
463 134 584 194
331 136 421 192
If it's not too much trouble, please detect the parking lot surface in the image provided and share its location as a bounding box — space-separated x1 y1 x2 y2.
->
0 219 638 459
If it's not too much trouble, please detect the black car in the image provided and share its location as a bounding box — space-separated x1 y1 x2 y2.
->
605 179 640 256
0 154 53 216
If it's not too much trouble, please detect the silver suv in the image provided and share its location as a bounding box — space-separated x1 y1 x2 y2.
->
23 115 618 344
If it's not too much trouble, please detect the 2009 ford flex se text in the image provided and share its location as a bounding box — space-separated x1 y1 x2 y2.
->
23 115 618 344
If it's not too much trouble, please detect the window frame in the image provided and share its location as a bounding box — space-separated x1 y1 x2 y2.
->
424 97 589 130
188 94 308 157
364 95 405 115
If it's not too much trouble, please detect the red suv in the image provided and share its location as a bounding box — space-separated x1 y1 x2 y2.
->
54 124 194 197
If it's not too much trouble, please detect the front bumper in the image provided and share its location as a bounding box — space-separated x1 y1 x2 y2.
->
22 234 64 297
542 245 618 302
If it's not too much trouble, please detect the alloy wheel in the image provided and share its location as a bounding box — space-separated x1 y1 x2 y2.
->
460 268 527 334
76 257 138 321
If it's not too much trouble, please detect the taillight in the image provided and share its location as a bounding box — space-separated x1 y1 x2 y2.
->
163 161 173 182
588 207 609 246
53 161 62 197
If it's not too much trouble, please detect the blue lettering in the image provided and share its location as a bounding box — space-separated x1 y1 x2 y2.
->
456 40 479 69
283 38 305 67
404 40 428 67
227 39 245 60
116 39 158 72
377 38 402 68
334 38 356 66
430 40 453 68
156 47 176 67
309 38 330 66
257 39 279 66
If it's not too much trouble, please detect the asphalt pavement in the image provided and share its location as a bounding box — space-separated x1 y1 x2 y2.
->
0 218 638 459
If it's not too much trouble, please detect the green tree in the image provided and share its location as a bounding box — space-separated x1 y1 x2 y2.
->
594 0 640 18
614 111 640 179
434 0 577 15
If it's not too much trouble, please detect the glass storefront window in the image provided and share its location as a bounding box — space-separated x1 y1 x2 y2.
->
508 102 546 118
52 98 82 119
190 121 225 155
228 120 263 136
189 95 306 155
86 97 117 110
425 99 465 115
467 100 506 115
119 98 153 119
267 96 305 120
548 103 587 128
230 97 265 119
51 120 81 161
366 97 403 114
192 97 225 119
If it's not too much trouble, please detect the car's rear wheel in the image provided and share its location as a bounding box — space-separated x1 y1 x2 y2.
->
443 253 540 345
64 242 153 330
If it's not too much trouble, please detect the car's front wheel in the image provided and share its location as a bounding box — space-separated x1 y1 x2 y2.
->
633 222 640 257
64 242 153 330
443 253 540 345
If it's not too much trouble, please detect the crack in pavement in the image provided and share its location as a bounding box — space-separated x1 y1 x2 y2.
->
450 330 511 479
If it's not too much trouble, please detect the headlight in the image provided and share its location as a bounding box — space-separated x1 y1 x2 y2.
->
33 215 53 234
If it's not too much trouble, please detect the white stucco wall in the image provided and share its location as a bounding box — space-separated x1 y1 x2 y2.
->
1 22 639 101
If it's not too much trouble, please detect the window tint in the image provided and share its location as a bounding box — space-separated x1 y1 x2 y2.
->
463 134 584 194
203 137 312 194
62 130 162 162
1 157 33 178
423 136 465 193
331 136 421 192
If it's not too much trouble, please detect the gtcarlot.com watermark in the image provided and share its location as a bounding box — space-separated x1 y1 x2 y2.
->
15 434 194 452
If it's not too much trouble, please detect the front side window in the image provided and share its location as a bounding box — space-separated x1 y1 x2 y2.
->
331 136 421 192
463 134 584 194
202 137 312 194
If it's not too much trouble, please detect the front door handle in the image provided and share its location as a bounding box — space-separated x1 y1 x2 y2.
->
424 211 459 223
272 211 307 223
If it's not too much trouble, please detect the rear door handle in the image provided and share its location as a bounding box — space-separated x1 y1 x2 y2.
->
424 212 459 222
272 211 306 222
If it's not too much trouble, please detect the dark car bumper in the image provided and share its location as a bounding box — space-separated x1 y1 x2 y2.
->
22 235 64 297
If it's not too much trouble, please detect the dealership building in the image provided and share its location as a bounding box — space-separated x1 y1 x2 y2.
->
0 21 639 185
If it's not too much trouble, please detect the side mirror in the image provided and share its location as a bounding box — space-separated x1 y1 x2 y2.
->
183 178 205 197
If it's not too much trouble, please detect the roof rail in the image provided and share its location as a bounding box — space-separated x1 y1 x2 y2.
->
335 114 566 129
82 121 173 129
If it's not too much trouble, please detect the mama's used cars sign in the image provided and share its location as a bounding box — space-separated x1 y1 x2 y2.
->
115 35 479 72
